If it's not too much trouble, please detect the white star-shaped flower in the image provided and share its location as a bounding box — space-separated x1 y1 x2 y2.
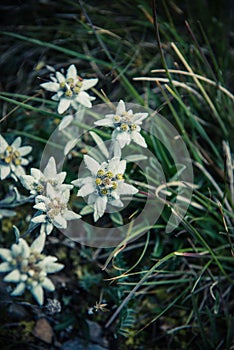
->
32 183 81 235
72 155 138 222
0 135 32 181
94 100 148 153
0 228 64 305
40 64 98 114
20 156 73 197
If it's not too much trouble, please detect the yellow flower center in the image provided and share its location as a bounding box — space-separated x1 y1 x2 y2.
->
95 169 123 197
14 158 22 166
120 124 129 131
116 173 123 180
97 169 105 177
1 146 22 166
65 89 73 97
95 178 102 185
67 77 74 84
112 181 118 190
60 82 66 89
47 198 67 219
101 189 108 195
106 171 114 178
60 77 83 97
114 115 121 122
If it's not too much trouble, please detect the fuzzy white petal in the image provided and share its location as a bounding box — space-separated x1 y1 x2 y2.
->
32 214 47 224
67 64 77 79
11 137 22 149
131 112 148 124
45 222 54 235
93 196 107 222
78 182 96 197
53 215 67 229
57 172 67 184
51 94 59 101
11 282 26 296
118 182 138 195
46 183 57 198
118 160 127 174
76 91 93 108
72 176 93 187
62 189 70 203
131 131 147 148
94 118 114 126
0 248 12 261
0 135 8 152
56 71 65 83
11 243 21 257
14 165 25 178
116 100 126 115
43 157 57 177
40 256 57 265
31 284 44 305
59 114 74 130
0 165 11 179
20 239 30 258
47 262 64 273
58 98 71 114
81 78 98 90
108 157 126 175
64 138 78 156
84 155 100 175
115 131 131 148
4 269 21 283
18 146 32 156
41 82 60 92
0 262 11 272
31 168 43 179
110 199 124 207
64 210 81 221
20 158 29 166
34 202 47 212
31 232 46 253
35 195 49 203
41 277 55 291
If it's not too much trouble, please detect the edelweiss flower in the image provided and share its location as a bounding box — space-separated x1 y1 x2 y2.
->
32 183 81 235
20 156 73 197
0 229 64 305
72 155 138 222
40 64 98 114
0 135 32 181
94 100 148 151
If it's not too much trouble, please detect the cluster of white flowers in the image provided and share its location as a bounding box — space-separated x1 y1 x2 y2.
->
0 63 149 305
41 64 98 113
72 155 138 222
39 64 148 223
20 156 80 235
32 183 80 234
94 100 148 153
20 156 72 196
0 152 76 303
0 228 63 305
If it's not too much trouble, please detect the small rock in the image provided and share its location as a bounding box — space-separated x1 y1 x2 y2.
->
33 317 53 344
87 321 109 348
